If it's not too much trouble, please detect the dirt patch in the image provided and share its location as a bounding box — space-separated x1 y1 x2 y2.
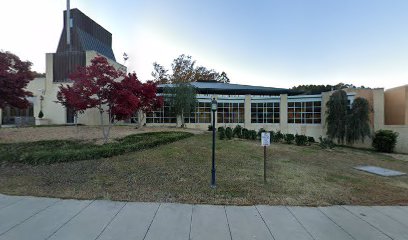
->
0 126 204 143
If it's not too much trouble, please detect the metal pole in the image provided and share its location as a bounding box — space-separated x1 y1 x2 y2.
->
66 0 71 48
264 146 266 183
211 110 216 188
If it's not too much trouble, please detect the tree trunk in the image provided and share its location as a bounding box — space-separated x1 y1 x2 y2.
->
181 111 184 128
138 112 145 129
74 113 79 133
99 110 109 144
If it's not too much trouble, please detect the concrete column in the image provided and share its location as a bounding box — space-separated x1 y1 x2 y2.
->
244 95 251 129
280 94 288 133
373 89 385 131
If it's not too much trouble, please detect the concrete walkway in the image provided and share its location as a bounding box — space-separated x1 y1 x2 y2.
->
0 194 407 240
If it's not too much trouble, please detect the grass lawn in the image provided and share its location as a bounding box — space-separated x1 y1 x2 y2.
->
0 132 407 206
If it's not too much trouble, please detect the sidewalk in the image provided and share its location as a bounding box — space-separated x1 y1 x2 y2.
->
0 194 407 240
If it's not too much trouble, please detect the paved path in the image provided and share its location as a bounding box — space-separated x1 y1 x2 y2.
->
0 194 407 240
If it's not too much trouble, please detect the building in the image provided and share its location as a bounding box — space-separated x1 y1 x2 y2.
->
0 9 407 153
144 82 380 136
384 85 408 125
0 8 125 126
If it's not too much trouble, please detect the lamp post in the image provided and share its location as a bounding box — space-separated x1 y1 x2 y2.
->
211 98 217 188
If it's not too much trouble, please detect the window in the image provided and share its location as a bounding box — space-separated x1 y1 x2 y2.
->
146 103 177 123
288 101 321 124
185 102 211 123
251 102 280 123
217 102 244 123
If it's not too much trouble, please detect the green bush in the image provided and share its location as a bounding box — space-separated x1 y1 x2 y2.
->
218 127 225 140
242 128 250 139
257 128 266 139
269 131 275 141
208 125 213 131
274 131 284 142
372 130 398 153
225 127 233 140
249 130 257 140
307 136 315 143
233 125 243 138
284 134 295 144
38 110 44 119
295 134 308 146
319 136 335 149
0 132 194 165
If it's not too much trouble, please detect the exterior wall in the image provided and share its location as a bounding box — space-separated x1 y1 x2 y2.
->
27 51 126 125
382 125 408 153
280 94 288 133
384 85 408 125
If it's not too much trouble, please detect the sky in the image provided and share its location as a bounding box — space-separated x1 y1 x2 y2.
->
1 0 408 89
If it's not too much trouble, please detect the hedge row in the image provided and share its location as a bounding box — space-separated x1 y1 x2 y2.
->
0 132 194 165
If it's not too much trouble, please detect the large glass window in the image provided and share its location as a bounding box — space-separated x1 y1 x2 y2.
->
288 101 321 124
185 102 211 123
251 102 280 123
146 103 177 123
217 102 245 123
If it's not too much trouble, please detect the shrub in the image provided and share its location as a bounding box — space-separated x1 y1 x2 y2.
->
257 128 266 139
319 136 335 149
284 134 295 144
225 127 233 140
295 134 308 146
38 110 44 119
274 131 284 142
269 131 275 141
242 128 250 139
208 125 213 131
218 127 225 140
307 136 315 143
0 132 194 165
233 125 243 138
249 130 257 140
372 130 398 153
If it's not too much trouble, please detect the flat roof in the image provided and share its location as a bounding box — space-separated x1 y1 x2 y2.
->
158 82 298 95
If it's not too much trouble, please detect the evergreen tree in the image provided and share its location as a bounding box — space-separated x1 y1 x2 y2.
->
346 97 371 144
326 90 348 144
164 83 197 127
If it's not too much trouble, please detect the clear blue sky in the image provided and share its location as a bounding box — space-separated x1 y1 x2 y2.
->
1 0 408 89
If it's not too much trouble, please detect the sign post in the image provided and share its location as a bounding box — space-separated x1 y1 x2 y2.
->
261 132 270 183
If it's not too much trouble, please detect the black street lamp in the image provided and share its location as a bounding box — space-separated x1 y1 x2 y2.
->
211 98 217 188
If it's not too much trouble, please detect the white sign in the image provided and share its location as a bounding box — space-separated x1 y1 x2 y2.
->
261 132 270 146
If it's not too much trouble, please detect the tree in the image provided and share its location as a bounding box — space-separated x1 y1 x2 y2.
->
152 54 230 84
56 84 89 128
218 71 230 83
151 62 169 84
346 97 371 144
163 83 197 127
326 90 371 145
291 83 365 95
171 54 196 83
193 66 220 82
57 55 162 143
0 51 34 109
326 90 348 144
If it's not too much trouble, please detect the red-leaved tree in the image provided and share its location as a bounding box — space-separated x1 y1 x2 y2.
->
0 51 34 109
57 55 163 142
